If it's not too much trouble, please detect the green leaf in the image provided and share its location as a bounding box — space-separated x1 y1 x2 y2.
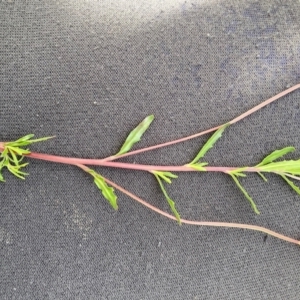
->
0 172 5 182
9 150 21 166
281 175 300 196
256 147 295 167
0 147 8 157
151 171 178 184
0 157 7 168
154 173 181 224
26 136 55 144
7 146 30 156
0 156 7 181
12 134 35 143
6 135 55 147
257 172 268 182
88 170 118 210
187 162 208 171
233 172 247 177
189 123 230 165
229 167 247 177
230 174 260 214
259 160 300 175
116 115 154 155
0 160 5 181
7 164 29 179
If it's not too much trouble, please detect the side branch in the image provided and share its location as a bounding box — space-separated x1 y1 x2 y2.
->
100 172 300 247
104 83 300 161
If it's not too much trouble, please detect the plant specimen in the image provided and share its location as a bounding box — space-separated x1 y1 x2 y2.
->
1 83 300 246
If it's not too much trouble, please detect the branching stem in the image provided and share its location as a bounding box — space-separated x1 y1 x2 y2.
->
1 83 300 247
78 164 300 247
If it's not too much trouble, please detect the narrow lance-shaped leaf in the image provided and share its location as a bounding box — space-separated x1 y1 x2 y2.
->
151 171 178 184
256 147 295 167
259 159 300 175
281 174 300 196
189 123 230 165
5 134 54 147
7 164 29 179
0 158 5 181
0 171 4 182
187 162 208 171
230 174 260 214
257 172 268 182
7 146 30 156
25 136 55 144
9 149 22 166
0 148 8 157
88 169 118 210
116 115 154 155
11 134 35 143
154 173 181 224
229 167 247 177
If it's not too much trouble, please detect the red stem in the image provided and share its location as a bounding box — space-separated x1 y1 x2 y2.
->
0 147 259 173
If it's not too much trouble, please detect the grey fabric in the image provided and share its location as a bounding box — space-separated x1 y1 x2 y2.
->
1 0 300 299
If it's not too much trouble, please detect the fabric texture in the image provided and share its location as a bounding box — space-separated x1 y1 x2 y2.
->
1 0 300 299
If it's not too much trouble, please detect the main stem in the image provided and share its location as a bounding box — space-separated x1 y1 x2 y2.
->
0 148 259 173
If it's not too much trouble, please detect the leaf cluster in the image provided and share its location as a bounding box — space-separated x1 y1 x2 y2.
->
256 147 300 197
0 134 53 181
228 146 300 214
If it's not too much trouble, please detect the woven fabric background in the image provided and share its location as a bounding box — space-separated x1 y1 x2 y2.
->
1 0 300 299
